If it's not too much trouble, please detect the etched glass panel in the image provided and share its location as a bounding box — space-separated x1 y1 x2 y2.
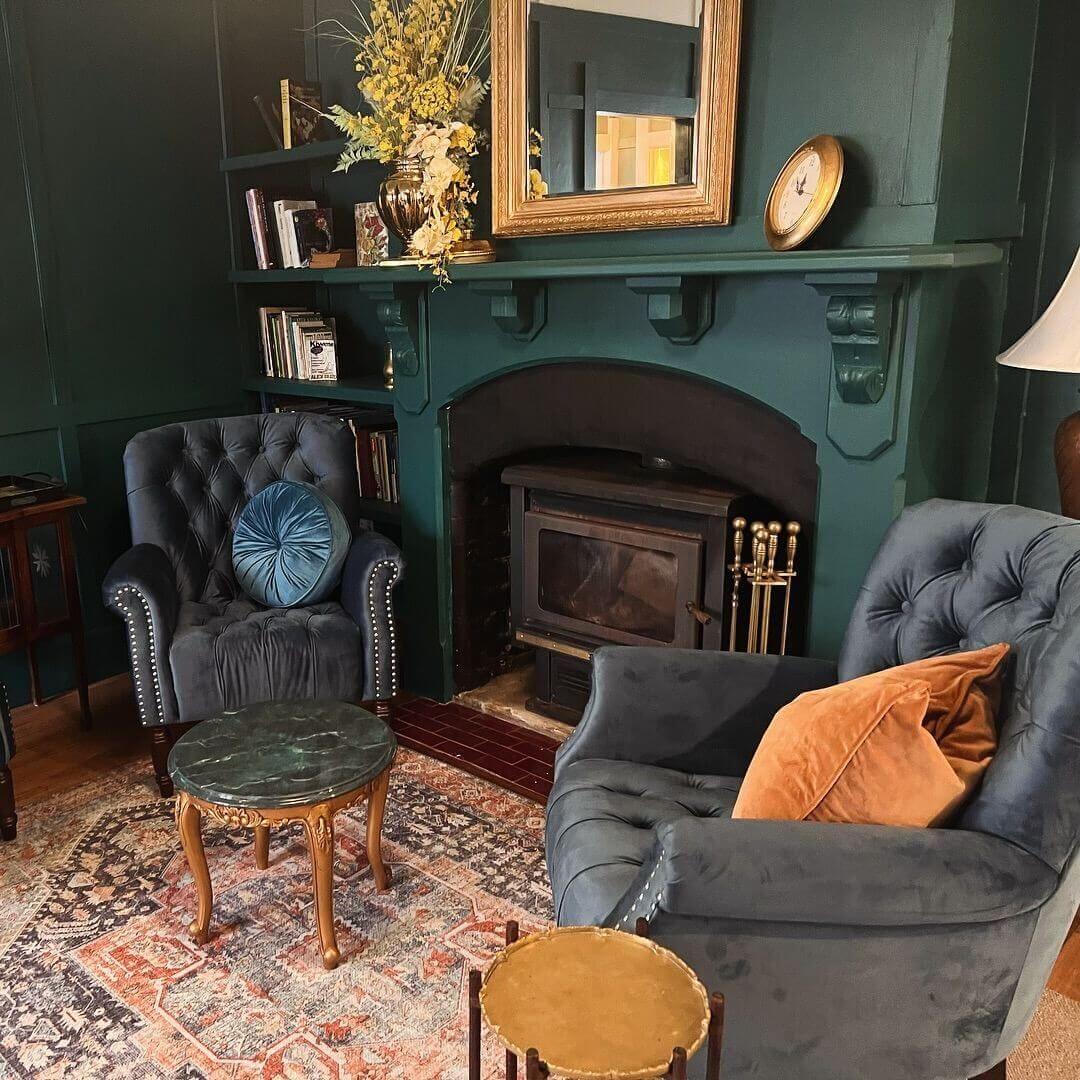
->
26 523 67 625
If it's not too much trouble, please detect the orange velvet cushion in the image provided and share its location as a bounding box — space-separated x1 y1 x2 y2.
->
890 643 1009 800
731 644 1009 828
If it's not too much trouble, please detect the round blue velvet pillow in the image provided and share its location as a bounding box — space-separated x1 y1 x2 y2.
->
232 481 351 608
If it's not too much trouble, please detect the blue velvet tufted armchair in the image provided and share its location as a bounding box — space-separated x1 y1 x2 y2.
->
546 501 1080 1080
103 414 404 797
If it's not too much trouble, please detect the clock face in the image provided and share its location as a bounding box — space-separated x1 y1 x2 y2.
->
776 150 822 232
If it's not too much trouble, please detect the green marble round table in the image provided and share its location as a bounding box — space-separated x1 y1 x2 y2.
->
167 700 397 970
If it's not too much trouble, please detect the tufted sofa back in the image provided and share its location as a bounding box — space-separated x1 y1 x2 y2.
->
839 500 1080 870
123 414 361 605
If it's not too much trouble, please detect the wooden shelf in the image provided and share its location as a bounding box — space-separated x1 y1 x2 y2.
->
358 498 402 526
241 375 395 406
228 243 1004 286
220 138 348 172
230 269 325 283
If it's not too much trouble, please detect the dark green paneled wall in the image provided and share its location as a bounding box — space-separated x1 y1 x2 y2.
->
0 0 243 706
0 0 1055 706
989 0 1080 511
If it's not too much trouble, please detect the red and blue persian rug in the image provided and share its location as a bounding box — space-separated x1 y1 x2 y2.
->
0 749 1074 1078
0 750 551 1078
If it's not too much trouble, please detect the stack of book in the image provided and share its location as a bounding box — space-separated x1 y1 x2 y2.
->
362 427 400 504
269 400 400 506
246 189 334 269
258 307 338 380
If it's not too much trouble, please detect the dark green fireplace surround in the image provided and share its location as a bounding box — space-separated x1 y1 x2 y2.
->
390 243 1006 699
0 0 1055 705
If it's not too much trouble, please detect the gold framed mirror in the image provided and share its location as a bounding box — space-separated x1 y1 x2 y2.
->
491 0 743 237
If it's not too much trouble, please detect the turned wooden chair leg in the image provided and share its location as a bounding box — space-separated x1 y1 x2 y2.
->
525 1049 549 1079
506 921 520 1080
706 991 725 1080
149 726 174 798
668 1046 687 1079
469 969 483 1080
0 764 16 841
971 1063 1006 1080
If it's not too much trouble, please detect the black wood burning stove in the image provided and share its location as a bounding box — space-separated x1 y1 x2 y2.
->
503 452 776 721
445 361 819 716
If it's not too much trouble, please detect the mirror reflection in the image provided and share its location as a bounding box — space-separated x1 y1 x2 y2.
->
527 0 702 198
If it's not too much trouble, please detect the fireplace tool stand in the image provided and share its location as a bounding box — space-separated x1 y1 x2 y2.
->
728 517 801 654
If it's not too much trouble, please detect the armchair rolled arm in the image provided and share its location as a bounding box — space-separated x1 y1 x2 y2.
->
609 818 1057 931
556 647 838 778
340 529 405 701
103 544 180 727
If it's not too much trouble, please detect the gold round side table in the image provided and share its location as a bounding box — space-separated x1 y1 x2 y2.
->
470 922 724 1079
168 700 396 971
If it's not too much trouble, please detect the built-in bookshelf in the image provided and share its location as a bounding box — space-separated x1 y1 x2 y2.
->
212 1 402 529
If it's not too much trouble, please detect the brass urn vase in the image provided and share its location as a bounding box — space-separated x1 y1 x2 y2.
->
377 157 431 262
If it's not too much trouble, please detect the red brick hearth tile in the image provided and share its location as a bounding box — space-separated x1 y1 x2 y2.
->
389 698 558 804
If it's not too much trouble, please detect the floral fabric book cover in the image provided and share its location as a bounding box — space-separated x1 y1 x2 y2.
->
355 203 389 266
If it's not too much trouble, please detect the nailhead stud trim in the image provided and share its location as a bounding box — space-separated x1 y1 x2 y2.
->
367 559 401 700
113 586 164 727
617 850 665 929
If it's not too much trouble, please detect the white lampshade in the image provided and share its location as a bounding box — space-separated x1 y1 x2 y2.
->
997 246 1080 373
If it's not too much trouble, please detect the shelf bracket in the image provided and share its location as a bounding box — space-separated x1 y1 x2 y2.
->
358 281 429 414
625 275 714 345
805 271 906 460
466 279 547 341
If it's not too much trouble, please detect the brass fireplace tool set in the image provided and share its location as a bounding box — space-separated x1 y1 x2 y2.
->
728 517 801 654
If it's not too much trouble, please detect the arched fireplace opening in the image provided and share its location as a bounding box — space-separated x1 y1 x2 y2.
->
446 361 819 721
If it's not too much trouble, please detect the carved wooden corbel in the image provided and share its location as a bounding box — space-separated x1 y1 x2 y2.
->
467 279 547 341
804 271 907 460
358 281 430 413
625 275 714 345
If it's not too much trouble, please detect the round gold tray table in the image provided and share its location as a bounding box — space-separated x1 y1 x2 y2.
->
470 923 724 1080
167 700 396 971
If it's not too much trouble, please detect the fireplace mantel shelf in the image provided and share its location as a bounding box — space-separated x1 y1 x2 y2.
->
232 242 1003 417
229 242 1002 286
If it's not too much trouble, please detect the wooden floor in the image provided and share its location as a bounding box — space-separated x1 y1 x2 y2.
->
7 677 1080 1001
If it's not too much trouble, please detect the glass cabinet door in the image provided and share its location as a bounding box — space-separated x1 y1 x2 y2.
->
0 536 17 633
25 522 69 627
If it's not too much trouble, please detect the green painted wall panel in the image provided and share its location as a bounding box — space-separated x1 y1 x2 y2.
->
987 0 1080 512
0 0 243 706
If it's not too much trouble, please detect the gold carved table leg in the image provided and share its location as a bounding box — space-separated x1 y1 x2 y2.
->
367 768 392 892
175 764 393 971
176 793 213 945
304 806 341 970
254 824 269 870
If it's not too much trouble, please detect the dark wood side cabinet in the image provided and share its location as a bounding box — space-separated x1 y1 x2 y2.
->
0 494 91 728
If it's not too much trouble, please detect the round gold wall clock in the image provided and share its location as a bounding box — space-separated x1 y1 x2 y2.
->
764 134 845 251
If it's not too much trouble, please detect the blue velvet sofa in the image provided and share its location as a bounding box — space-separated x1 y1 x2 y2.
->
103 414 404 797
546 501 1080 1080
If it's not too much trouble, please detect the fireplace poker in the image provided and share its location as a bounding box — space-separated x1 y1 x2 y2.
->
779 521 800 655
747 524 768 652
759 521 782 653
728 517 746 651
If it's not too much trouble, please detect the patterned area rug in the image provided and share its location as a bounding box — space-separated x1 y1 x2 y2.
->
0 749 1073 1078
0 751 551 1078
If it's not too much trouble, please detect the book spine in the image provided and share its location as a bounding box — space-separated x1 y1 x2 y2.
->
257 307 272 375
382 432 395 503
371 433 384 501
388 431 399 503
245 189 274 269
253 94 284 150
280 78 292 150
356 430 377 497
